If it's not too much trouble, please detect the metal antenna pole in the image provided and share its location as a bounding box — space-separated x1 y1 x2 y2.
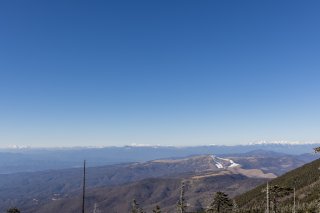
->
266 182 269 213
82 160 86 213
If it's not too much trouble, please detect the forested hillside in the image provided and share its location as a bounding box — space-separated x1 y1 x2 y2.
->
235 157 320 212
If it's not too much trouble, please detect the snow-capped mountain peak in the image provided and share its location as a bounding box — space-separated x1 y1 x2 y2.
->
248 140 319 145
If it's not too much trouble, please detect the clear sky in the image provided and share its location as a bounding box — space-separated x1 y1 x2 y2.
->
0 0 320 147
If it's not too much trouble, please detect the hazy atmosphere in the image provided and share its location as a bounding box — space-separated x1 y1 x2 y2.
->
1 0 320 147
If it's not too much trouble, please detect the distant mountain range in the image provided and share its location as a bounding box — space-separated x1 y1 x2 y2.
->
0 150 318 213
0 143 319 174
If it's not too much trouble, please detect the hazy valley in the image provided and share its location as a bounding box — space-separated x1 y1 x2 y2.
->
0 144 318 212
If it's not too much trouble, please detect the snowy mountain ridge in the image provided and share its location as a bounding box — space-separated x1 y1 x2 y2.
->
247 140 320 145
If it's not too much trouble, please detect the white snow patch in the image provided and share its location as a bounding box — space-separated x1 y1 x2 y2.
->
211 155 224 169
228 159 240 168
215 162 224 169
211 155 240 169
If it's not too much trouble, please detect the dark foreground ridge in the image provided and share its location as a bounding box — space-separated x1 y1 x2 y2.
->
235 157 320 212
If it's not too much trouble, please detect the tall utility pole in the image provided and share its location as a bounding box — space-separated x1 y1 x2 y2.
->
82 160 86 213
266 182 269 213
293 187 296 213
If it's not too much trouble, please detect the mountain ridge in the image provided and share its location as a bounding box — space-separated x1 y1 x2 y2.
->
0 144 318 174
0 150 317 212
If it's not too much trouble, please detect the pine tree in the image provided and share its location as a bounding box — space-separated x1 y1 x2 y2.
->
313 146 320 153
177 181 187 213
269 185 292 213
153 205 161 213
131 199 145 213
206 191 233 213
7 208 20 213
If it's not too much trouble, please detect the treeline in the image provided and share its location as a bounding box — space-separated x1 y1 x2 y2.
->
132 191 235 213
131 181 320 213
131 182 236 213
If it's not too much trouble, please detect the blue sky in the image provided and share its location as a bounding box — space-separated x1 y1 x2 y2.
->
0 0 320 147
